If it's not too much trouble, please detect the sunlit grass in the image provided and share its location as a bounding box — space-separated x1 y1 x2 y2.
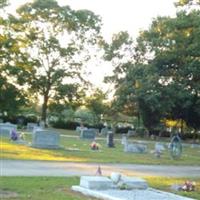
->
0 176 199 200
146 176 200 200
1 140 86 162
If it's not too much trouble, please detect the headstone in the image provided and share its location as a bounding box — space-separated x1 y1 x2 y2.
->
0 123 17 137
76 126 81 133
154 142 165 157
191 144 200 148
155 143 165 151
39 121 45 128
33 126 44 134
127 130 136 137
76 126 88 133
118 176 148 190
80 129 96 140
121 134 127 145
101 127 108 136
27 123 38 132
124 143 147 153
32 130 60 149
89 128 99 135
169 135 182 159
107 131 115 147
80 176 114 190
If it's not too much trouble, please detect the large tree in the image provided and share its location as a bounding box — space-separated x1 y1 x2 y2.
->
0 1 27 117
8 0 102 125
105 3 200 131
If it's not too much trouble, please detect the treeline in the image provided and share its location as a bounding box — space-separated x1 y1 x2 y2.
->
1 0 200 135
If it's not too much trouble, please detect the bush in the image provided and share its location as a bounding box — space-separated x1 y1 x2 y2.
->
115 126 133 134
181 132 200 140
1 115 38 125
50 120 80 130
87 123 105 132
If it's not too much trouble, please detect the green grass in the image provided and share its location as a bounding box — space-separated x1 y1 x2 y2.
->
1 129 200 165
0 176 199 200
0 177 99 200
146 176 200 200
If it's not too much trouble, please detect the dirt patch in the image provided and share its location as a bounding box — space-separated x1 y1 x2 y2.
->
0 190 18 198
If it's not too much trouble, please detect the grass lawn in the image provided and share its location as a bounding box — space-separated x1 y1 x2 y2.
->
0 176 199 200
1 130 200 165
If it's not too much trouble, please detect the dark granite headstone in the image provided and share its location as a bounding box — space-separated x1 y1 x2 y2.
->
107 131 115 147
170 135 182 159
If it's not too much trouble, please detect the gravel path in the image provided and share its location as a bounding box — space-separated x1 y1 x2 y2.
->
1 159 200 177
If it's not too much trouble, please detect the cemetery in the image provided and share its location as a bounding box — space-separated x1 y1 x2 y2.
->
1 0 200 199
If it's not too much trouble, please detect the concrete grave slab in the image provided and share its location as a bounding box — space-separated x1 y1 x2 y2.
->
72 186 195 200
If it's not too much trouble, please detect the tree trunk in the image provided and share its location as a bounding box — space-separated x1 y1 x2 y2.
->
41 94 49 127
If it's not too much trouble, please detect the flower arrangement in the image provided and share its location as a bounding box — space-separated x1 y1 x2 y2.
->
90 141 100 150
181 181 196 192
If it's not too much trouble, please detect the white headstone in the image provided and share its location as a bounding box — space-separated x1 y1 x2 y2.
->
80 176 114 190
124 143 147 153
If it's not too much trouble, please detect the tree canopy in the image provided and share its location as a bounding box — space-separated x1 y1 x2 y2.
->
2 0 102 124
105 4 200 131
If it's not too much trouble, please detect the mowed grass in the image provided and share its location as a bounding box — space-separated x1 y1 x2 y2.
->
1 129 200 165
0 177 99 200
0 176 199 200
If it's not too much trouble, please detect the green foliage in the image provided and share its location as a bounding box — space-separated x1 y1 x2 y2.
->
0 75 27 116
105 5 200 131
0 0 8 8
5 0 102 124
50 120 79 130
85 89 108 123
74 108 96 125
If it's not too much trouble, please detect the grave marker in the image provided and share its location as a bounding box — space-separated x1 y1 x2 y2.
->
80 129 96 140
32 130 60 149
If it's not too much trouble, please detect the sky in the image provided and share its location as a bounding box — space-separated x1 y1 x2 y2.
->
9 0 177 93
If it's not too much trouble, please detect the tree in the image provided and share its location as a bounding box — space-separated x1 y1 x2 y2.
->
104 5 200 131
85 89 108 124
0 0 27 117
137 9 200 130
9 0 102 125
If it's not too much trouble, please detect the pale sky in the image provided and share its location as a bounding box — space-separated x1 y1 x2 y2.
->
8 0 177 93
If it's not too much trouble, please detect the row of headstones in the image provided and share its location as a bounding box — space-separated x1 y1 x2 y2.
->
76 126 115 148
121 134 183 159
122 134 168 153
0 122 59 149
76 126 111 136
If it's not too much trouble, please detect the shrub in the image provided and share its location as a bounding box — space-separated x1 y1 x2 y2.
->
50 120 80 130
